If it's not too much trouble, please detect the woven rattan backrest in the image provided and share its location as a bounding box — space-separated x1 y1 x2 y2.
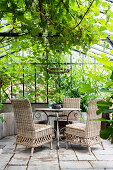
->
62 98 80 121
11 99 35 133
86 99 102 137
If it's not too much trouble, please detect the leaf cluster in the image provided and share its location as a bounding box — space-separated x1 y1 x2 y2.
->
0 0 112 53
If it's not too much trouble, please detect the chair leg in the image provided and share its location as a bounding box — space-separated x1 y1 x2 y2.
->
13 143 17 152
66 141 68 150
50 141 53 150
30 147 34 157
88 146 92 155
100 142 105 150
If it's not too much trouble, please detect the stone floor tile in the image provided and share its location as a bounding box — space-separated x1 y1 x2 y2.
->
1 166 5 170
2 148 14 154
0 144 6 149
91 145 104 151
33 146 57 154
32 151 57 160
58 148 75 155
28 160 59 169
96 154 113 161
59 141 72 148
0 154 13 170
0 154 13 163
61 168 105 170
58 141 67 148
72 143 103 152
12 146 36 156
29 157 58 165
0 162 8 170
0 136 15 142
72 145 96 161
59 161 92 169
9 154 29 166
28 165 59 170
90 161 113 169
59 154 77 161
75 150 96 160
1 136 113 170
72 144 89 151
102 140 113 148
0 142 13 148
3 141 15 148
92 148 113 155
5 165 27 170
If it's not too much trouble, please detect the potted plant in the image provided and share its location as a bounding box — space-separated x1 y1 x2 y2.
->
51 93 64 109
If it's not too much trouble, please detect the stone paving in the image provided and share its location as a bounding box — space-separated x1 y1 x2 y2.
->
0 136 113 170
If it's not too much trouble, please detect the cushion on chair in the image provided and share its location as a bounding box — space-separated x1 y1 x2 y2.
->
66 123 86 132
34 124 52 132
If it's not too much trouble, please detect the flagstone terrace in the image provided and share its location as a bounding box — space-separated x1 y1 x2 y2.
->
0 136 113 170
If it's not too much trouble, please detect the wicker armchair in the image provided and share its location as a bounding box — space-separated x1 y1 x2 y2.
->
11 99 53 156
54 98 81 137
66 99 104 154
62 98 81 122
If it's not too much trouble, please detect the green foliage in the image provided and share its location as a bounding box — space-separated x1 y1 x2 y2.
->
100 126 113 140
0 115 5 123
0 103 5 123
96 100 112 115
0 102 3 111
0 0 112 53
96 70 113 140
0 1 113 139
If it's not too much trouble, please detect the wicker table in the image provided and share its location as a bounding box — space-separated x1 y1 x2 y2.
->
34 108 80 149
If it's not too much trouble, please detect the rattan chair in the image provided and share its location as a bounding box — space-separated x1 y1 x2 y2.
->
66 99 104 154
11 98 53 156
62 98 81 122
54 98 81 137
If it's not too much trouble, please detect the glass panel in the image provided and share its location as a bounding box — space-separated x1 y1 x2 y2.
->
36 65 47 103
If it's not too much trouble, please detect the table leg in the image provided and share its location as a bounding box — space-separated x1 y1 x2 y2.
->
56 112 60 149
67 110 73 123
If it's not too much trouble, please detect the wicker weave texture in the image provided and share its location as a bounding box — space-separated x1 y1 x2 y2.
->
86 98 102 138
66 99 104 152
11 99 53 156
62 98 80 122
11 99 35 131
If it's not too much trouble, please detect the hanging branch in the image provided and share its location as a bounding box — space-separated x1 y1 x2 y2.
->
38 0 45 22
74 0 95 29
36 8 45 18
60 0 82 35
29 0 45 18
60 0 80 27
